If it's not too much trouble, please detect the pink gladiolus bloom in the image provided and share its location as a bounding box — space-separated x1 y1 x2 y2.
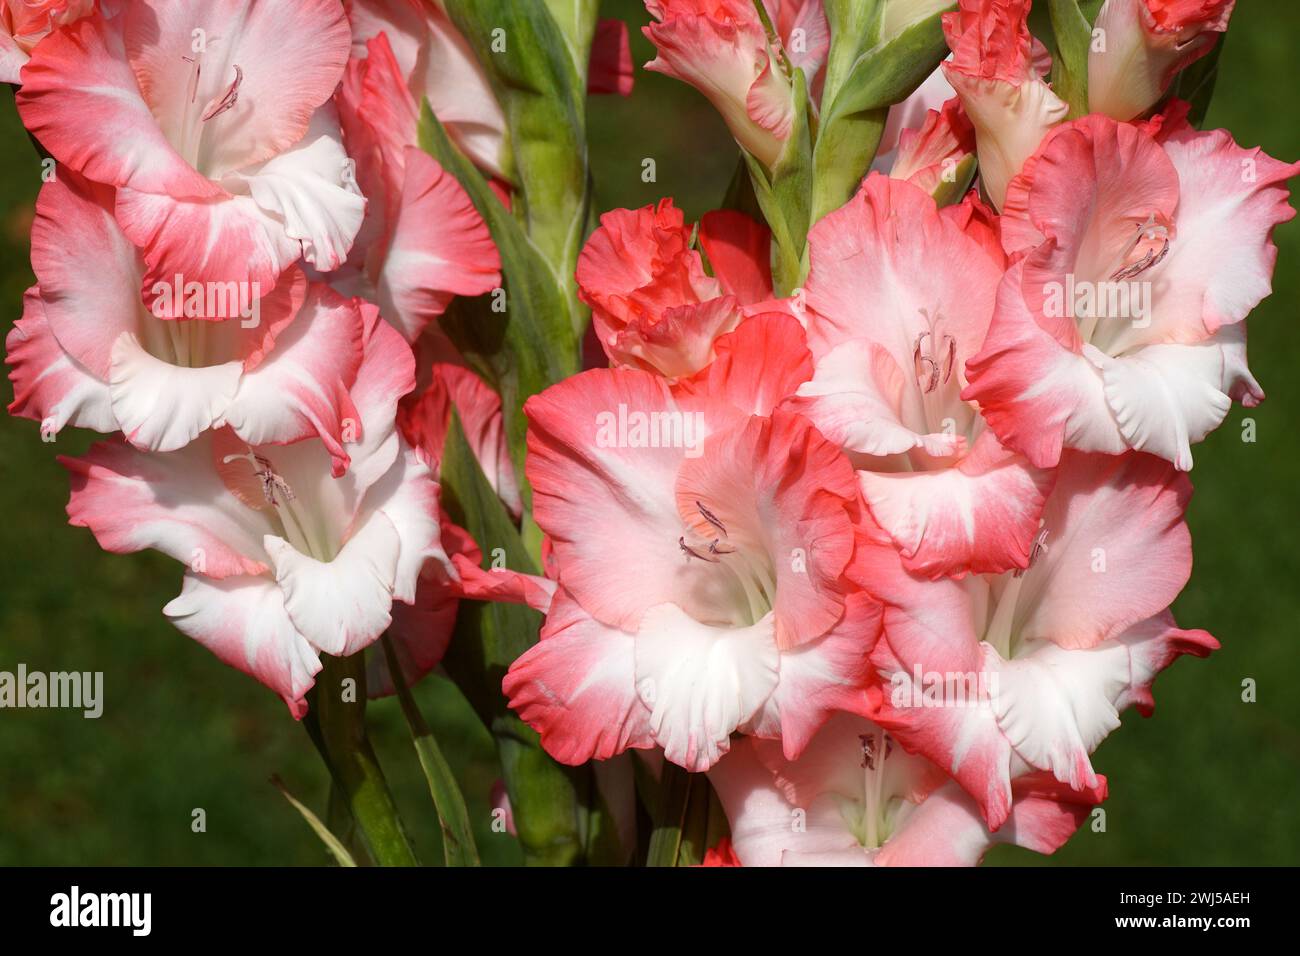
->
709 715 1106 865
7 170 368 473
577 199 774 378
965 106 1299 470
59 308 447 717
16 0 365 301
643 0 828 168
0 0 93 82
788 174 1053 578
863 451 1216 828
344 0 507 178
888 95 977 196
335 28 501 341
942 0 1068 210
503 316 894 772
1089 0 1235 121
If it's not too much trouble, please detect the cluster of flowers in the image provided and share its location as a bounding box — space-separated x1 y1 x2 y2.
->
5 0 1294 866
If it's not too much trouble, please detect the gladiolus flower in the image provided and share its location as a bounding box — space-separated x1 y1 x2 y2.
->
643 0 828 168
16 0 366 299
59 307 446 717
964 106 1298 470
503 316 891 772
1089 0 1235 121
577 199 774 378
788 174 1052 578
709 715 1107 865
0 0 94 83
941 0 1068 210
7 170 368 473
863 451 1217 828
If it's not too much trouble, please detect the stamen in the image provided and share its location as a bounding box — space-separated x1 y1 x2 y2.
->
696 500 727 536
1014 527 1050 578
182 54 202 104
679 536 720 563
1111 214 1171 281
707 539 736 557
860 732 893 770
913 332 940 394
223 451 294 507
941 334 957 384
201 64 243 122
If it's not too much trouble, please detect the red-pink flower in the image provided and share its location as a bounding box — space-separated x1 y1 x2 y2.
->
344 0 506 177
17 0 365 301
964 107 1298 470
577 199 774 378
942 0 1067 210
7 170 367 474
709 715 1106 865
334 26 501 341
788 174 1052 579
502 316 892 772
1089 0 1235 121
59 308 446 717
863 451 1216 829
0 0 93 83
643 0 828 168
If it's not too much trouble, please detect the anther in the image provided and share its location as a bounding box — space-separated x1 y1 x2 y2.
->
202 64 243 122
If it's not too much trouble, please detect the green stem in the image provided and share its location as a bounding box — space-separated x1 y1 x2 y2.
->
304 652 419 867
646 763 712 867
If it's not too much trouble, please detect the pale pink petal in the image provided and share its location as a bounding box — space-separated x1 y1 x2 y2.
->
635 603 780 772
164 571 320 718
123 0 351 178
857 429 1055 578
108 333 242 451
1012 450 1193 650
375 146 501 342
502 589 655 765
673 409 858 648
62 435 272 577
742 592 882 759
221 283 366 474
963 263 1129 469
524 368 690 630
5 288 115 436
266 509 399 657
1094 323 1262 470
16 10 217 199
986 640 1128 791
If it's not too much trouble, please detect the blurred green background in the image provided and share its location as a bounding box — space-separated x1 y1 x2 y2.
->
1 1 1297 866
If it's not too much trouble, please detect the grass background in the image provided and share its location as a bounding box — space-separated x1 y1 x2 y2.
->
1 1 1296 865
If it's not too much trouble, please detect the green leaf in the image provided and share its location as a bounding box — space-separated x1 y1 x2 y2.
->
271 775 358 867
821 0 884 111
303 653 419 867
744 68 815 295
1168 33 1226 129
931 153 978 207
811 9 952 224
1047 0 1099 118
381 635 481 866
443 0 592 325
437 411 588 865
418 103 580 516
645 762 694 867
